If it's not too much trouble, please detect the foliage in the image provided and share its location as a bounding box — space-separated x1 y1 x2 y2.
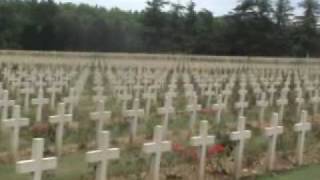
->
0 0 319 57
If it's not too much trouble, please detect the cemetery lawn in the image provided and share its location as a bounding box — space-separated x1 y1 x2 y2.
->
0 152 88 180
257 164 320 180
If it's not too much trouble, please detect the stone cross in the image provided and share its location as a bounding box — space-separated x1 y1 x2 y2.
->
264 113 283 170
49 102 72 156
222 87 232 105
63 87 77 114
295 91 305 117
212 94 226 124
143 125 171 180
31 88 49 122
120 89 132 114
90 100 111 141
157 95 175 136
204 84 215 108
294 110 311 165
92 86 107 107
16 138 57 180
186 95 202 130
257 92 269 125
235 94 248 117
86 131 120 180
267 84 276 105
230 116 252 180
276 90 288 123
47 83 62 110
20 82 34 112
2 105 29 159
124 98 144 141
0 90 15 120
191 120 215 180
311 90 320 116
143 88 157 118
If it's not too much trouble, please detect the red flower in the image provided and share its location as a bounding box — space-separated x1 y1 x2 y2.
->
172 143 184 153
199 108 213 113
184 148 198 161
207 144 225 157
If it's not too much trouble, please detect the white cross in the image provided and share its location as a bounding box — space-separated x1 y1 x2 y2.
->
49 102 72 156
20 82 34 112
0 90 15 120
63 87 77 114
187 95 202 130
235 95 248 117
2 105 29 159
92 86 107 106
124 98 144 141
120 89 132 114
294 110 311 165
295 91 305 117
311 90 320 115
16 138 57 180
230 116 252 180
276 90 288 123
257 92 269 125
35 77 47 89
268 84 276 105
143 89 157 118
157 95 175 136
143 125 171 180
90 100 111 141
86 131 120 180
31 88 49 122
264 113 283 170
191 120 215 180
47 83 62 110
212 94 226 124
222 87 232 105
204 84 215 108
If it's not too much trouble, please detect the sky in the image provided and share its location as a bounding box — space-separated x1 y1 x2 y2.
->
55 0 303 16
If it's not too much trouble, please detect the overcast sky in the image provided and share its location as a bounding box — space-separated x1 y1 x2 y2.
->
55 0 303 16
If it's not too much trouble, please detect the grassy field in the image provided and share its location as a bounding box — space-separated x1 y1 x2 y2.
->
257 165 320 180
1 151 320 180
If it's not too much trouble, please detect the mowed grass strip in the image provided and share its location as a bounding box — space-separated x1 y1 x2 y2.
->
256 164 320 180
0 152 87 180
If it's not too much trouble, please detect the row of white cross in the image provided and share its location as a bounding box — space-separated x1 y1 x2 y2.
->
13 108 311 180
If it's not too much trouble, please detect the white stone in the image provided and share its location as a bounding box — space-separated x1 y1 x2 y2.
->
31 88 49 122
230 116 252 180
2 105 29 159
90 100 111 141
294 110 311 165
16 138 57 180
86 131 120 180
264 113 283 170
49 102 72 156
143 125 171 180
191 120 215 180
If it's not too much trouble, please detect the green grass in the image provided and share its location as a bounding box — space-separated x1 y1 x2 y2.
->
0 152 88 180
257 164 320 180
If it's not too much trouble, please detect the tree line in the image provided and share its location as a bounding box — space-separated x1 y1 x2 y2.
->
0 0 319 57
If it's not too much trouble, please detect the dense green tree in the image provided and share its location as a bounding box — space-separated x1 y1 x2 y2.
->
142 0 168 52
297 0 320 56
184 1 197 52
0 0 319 57
274 0 293 29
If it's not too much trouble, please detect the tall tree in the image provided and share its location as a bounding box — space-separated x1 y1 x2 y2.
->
299 0 320 56
274 0 293 29
166 2 185 52
184 1 197 52
142 0 168 52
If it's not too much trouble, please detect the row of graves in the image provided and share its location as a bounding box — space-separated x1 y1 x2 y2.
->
0 55 320 180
